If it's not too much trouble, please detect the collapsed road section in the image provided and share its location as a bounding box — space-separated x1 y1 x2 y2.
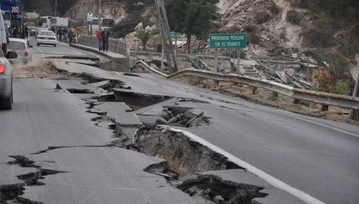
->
49 67 306 204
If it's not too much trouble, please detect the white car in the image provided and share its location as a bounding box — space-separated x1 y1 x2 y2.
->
8 38 33 63
37 30 57 47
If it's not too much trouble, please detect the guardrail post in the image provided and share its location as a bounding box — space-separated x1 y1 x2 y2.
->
252 87 257 94
214 80 219 87
272 92 278 98
321 105 329 111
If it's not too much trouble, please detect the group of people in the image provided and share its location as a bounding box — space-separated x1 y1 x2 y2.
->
6 24 29 39
96 28 110 52
51 27 75 45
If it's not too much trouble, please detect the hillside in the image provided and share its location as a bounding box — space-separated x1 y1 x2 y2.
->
66 0 359 81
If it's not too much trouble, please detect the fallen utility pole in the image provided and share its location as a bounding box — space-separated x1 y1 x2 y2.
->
154 0 178 74
349 72 359 120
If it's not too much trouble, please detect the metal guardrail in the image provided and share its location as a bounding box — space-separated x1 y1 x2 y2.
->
190 55 210 70
134 61 359 110
79 35 128 57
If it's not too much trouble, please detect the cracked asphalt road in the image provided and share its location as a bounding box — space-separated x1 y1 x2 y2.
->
1 40 359 204
0 79 206 204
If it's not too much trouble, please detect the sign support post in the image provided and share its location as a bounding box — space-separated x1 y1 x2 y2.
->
87 11 93 35
237 48 241 73
214 48 218 72
161 37 165 70
175 37 177 57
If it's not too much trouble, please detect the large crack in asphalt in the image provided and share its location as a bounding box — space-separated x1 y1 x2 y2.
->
0 156 66 203
48 73 269 203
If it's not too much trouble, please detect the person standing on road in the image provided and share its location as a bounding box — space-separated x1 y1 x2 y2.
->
96 29 103 51
57 28 64 42
5 25 9 37
12 25 18 38
101 29 110 52
18 25 23 39
24 26 29 39
67 28 74 45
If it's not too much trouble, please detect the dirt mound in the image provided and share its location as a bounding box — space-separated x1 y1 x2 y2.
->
12 61 64 79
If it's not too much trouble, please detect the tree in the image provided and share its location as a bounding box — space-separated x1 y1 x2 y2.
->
165 0 219 53
24 0 52 15
24 0 76 16
135 28 151 50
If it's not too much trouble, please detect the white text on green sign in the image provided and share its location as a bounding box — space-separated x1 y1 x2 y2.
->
209 34 246 48
161 32 181 38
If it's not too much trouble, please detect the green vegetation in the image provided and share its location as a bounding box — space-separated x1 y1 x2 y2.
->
255 11 272 24
110 0 153 38
24 0 76 16
110 14 152 38
303 19 335 48
135 28 151 50
292 0 359 22
304 49 351 93
165 0 220 53
243 25 260 45
286 10 301 25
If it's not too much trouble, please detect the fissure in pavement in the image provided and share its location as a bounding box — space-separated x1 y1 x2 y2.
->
133 125 267 204
55 74 268 203
1 156 66 203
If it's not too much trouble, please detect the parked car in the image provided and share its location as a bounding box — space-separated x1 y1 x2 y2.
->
36 28 49 37
29 27 39 36
37 30 57 47
24 22 36 30
7 38 33 63
0 10 8 55
0 51 18 110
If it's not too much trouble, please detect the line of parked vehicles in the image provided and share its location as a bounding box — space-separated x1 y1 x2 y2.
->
0 12 63 110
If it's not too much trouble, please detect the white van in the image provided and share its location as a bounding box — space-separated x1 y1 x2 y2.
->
0 10 8 54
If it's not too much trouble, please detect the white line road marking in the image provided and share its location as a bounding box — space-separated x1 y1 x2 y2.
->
163 126 326 204
248 104 359 138
34 46 45 58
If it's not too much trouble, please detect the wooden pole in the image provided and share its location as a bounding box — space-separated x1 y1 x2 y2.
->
349 72 359 120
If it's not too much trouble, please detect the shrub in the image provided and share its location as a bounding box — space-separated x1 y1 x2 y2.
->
135 29 151 50
247 33 261 45
110 14 153 38
243 25 257 33
334 79 351 95
303 28 335 48
243 25 260 45
269 4 281 15
286 10 301 25
255 11 272 24
303 49 350 76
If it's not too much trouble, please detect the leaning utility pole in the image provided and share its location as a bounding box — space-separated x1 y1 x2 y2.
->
98 0 102 29
154 0 178 74
349 71 359 120
55 0 57 16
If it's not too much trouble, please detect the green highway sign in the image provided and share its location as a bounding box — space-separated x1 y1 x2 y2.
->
161 32 181 38
209 34 247 48
171 32 181 38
